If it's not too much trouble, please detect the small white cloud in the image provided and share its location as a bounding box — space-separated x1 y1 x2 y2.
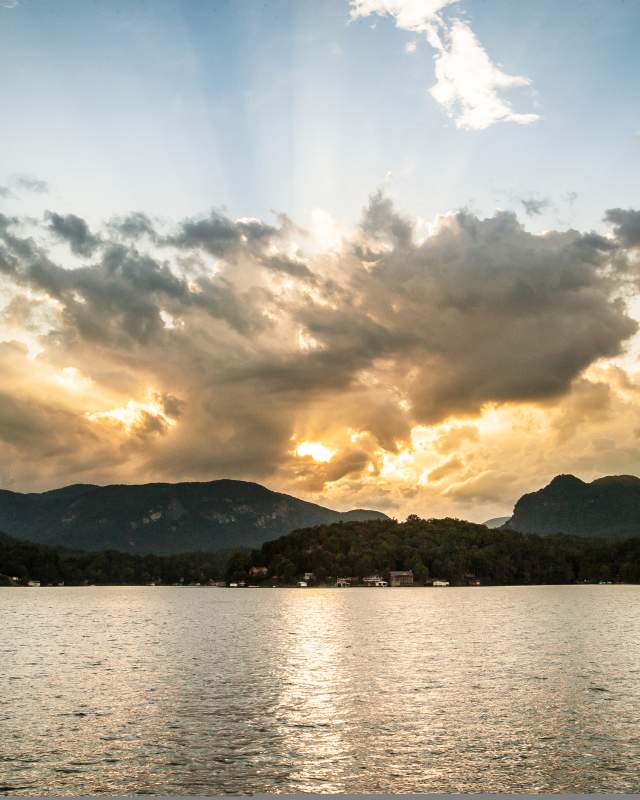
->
350 0 539 131
405 40 418 54
429 19 539 130
351 0 457 32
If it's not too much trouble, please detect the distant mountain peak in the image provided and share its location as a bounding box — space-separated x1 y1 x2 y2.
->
508 473 640 539
548 473 584 487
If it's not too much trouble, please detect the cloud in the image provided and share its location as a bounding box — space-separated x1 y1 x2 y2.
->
604 208 640 249
46 212 101 257
520 196 551 217
349 195 635 422
350 0 539 130
0 193 638 518
428 18 539 130
0 175 49 200
13 175 49 194
350 0 457 31
427 456 463 482
107 212 157 240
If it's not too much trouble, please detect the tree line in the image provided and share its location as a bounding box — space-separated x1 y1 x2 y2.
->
0 532 231 586
225 516 640 585
3 516 640 588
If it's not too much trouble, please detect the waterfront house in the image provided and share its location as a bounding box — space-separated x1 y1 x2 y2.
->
389 570 413 587
363 575 388 587
303 572 314 582
249 566 268 578
336 577 352 587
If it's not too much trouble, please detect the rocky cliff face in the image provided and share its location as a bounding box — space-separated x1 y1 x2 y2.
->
507 474 640 538
0 479 388 554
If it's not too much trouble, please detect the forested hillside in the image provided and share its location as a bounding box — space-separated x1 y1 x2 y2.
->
226 516 640 585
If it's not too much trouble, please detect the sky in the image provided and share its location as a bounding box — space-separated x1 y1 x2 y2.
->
0 0 639 521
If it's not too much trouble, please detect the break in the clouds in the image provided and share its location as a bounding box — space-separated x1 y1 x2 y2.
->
350 0 539 130
1 191 639 518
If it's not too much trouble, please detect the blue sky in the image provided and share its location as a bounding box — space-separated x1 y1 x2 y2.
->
1 0 638 231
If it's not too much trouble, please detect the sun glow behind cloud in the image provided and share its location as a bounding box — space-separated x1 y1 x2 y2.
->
1 188 640 519
56 366 94 394
296 441 337 462
86 392 179 435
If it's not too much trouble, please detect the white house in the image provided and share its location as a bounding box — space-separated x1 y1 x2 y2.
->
362 575 388 587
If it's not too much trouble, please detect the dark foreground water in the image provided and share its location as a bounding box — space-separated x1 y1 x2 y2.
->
1 585 640 794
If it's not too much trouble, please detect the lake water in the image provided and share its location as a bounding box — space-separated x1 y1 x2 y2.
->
1 585 640 794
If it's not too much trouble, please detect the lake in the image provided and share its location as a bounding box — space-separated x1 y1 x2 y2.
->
1 585 640 794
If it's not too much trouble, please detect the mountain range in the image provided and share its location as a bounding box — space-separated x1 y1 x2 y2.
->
0 480 388 555
3 472 640 557
506 474 640 539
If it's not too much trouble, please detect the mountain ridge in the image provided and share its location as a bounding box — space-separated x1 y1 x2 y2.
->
0 478 388 555
507 473 640 539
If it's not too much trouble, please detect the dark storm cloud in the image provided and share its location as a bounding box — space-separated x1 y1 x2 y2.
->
0 389 78 452
0 218 271 345
46 211 101 257
293 448 371 491
167 209 318 282
360 190 413 246
169 210 277 257
605 208 640 249
343 199 636 422
0 195 639 491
